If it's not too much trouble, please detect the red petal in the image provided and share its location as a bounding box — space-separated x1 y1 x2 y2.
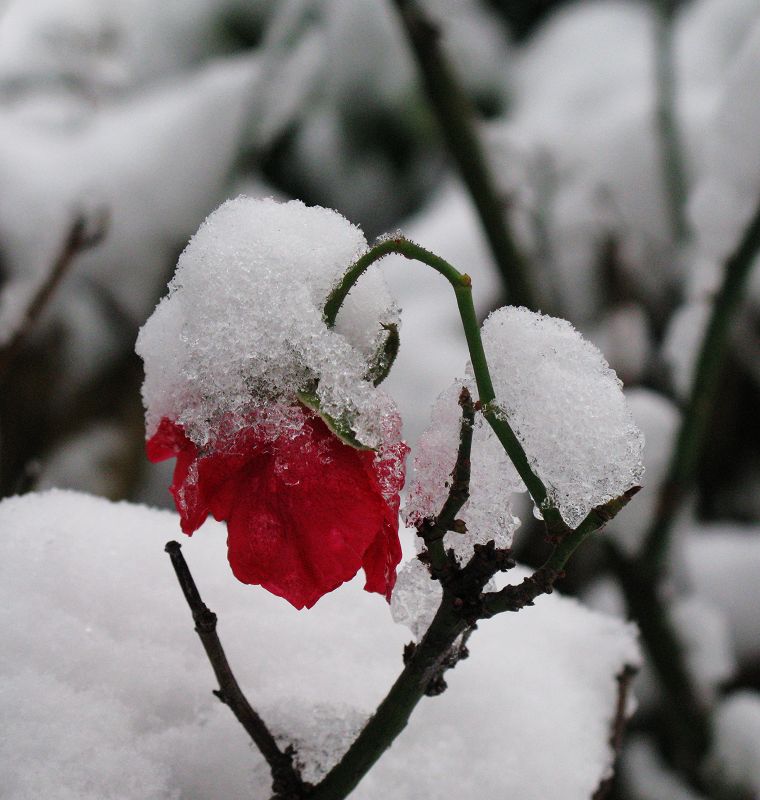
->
150 412 408 609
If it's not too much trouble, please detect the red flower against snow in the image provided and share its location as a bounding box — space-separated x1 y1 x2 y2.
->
147 410 408 609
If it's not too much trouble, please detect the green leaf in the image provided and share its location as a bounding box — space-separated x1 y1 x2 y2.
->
364 322 400 387
296 390 375 451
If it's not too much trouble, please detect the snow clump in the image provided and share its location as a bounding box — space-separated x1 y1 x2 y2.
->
404 380 524 563
480 307 644 528
136 196 399 449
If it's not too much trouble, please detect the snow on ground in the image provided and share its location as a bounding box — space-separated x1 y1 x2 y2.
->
1 490 639 800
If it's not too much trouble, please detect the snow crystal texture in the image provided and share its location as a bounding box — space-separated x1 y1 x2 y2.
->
136 196 399 448
404 380 523 562
480 307 644 527
390 557 442 640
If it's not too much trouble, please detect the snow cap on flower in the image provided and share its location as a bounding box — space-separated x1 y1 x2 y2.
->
136 195 399 449
137 197 408 608
480 307 644 528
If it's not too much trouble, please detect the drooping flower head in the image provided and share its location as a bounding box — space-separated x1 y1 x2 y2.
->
136 197 408 609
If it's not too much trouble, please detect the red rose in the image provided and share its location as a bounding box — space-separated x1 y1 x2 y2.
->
147 409 408 609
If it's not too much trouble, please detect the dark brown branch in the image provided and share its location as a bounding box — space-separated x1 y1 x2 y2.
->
164 541 308 799
592 666 638 800
417 386 475 575
0 209 108 381
391 0 537 310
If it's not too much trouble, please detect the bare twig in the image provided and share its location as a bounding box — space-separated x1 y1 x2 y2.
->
607 543 710 777
0 210 108 380
164 542 308 799
390 0 537 310
592 666 638 800
417 385 475 574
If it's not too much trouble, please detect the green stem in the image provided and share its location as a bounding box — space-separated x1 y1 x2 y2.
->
652 0 689 244
390 0 537 310
642 195 760 567
481 488 639 616
324 237 551 516
309 596 467 800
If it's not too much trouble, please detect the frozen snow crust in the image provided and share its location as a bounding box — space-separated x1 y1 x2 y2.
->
136 196 399 450
481 307 645 527
1 490 640 799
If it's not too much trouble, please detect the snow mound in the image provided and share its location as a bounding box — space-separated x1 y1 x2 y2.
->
1 490 640 800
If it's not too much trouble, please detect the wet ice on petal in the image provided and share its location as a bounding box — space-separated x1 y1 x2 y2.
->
481 307 644 528
136 196 400 449
403 380 524 564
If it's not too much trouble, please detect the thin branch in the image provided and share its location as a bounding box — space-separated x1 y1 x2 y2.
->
607 543 710 777
642 193 760 568
480 487 640 617
164 542 308 799
652 0 689 243
417 386 475 574
0 210 108 380
592 666 638 800
390 0 537 310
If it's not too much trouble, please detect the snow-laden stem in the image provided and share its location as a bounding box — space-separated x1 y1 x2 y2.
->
389 0 537 310
642 194 760 568
652 0 689 243
324 236 563 530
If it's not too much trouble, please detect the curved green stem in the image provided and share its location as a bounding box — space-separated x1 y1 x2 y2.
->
324 237 553 518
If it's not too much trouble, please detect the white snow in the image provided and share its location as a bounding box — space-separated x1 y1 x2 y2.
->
709 692 760 795
390 557 441 641
669 594 736 700
1 490 640 800
0 54 259 352
689 15 760 272
620 735 707 800
682 523 760 663
381 181 502 446
136 196 400 449
480 306 644 527
403 380 524 563
611 388 680 556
